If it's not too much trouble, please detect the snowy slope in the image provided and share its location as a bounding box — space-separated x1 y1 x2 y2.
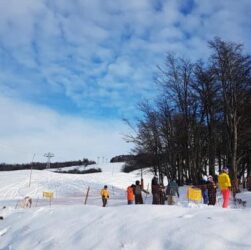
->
0 163 152 208
0 162 251 250
49 162 125 173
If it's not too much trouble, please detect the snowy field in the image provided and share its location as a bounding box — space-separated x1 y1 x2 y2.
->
0 162 251 250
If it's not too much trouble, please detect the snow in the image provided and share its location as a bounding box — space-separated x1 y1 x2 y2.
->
49 162 125 173
0 162 251 250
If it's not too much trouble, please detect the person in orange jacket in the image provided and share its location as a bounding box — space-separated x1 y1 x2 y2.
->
218 167 231 208
100 185 109 207
127 184 135 205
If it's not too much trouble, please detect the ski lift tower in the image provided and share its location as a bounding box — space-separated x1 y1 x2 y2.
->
44 152 54 169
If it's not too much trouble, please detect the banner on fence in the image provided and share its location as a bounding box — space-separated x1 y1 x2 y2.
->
43 191 54 199
187 187 202 202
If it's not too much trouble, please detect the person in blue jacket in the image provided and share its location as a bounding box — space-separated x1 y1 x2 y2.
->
166 178 179 205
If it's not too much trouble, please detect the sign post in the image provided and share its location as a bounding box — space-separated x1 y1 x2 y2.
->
43 191 54 206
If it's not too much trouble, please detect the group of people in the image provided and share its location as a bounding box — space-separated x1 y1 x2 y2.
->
199 166 232 208
199 175 217 205
100 180 150 207
100 166 232 208
151 176 180 205
127 180 149 204
126 178 180 206
100 180 149 207
100 178 180 207
128 178 180 205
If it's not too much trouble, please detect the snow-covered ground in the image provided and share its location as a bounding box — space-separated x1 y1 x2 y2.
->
0 162 250 250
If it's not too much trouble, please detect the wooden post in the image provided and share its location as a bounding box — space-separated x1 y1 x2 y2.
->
84 186 90 205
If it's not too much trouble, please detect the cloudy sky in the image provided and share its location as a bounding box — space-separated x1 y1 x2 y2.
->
0 0 250 163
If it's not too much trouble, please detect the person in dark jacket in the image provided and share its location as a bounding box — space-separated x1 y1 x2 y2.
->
151 175 158 186
207 175 217 205
166 179 179 205
134 180 149 204
159 184 166 205
151 176 160 204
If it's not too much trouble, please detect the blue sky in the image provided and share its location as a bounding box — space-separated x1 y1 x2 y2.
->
0 0 250 163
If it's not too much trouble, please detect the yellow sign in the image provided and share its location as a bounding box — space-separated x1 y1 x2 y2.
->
43 191 54 199
187 187 202 202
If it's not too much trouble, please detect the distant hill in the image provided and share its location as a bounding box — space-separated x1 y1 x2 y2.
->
0 158 96 171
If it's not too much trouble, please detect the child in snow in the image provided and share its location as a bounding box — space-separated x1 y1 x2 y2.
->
207 175 217 205
166 179 179 205
100 185 109 207
134 180 149 204
218 167 231 208
127 184 135 205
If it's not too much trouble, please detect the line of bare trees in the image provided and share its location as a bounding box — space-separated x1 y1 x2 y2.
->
0 158 96 171
126 38 251 190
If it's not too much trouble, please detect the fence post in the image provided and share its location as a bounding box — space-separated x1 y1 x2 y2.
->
84 186 90 205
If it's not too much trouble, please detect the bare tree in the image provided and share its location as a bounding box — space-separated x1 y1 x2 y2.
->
209 38 251 192
125 38 251 189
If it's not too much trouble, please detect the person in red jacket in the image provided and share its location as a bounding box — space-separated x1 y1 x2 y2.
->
127 184 135 205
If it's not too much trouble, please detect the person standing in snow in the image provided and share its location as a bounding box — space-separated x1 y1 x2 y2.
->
159 184 166 205
100 185 109 207
200 175 209 204
134 180 149 204
151 176 160 204
127 184 135 205
166 179 179 205
207 175 217 205
218 167 231 208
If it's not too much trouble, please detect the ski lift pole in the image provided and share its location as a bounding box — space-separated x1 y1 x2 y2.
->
29 153 36 187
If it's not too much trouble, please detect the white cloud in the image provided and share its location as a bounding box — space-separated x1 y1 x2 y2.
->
0 0 250 122
0 95 132 163
108 58 133 78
